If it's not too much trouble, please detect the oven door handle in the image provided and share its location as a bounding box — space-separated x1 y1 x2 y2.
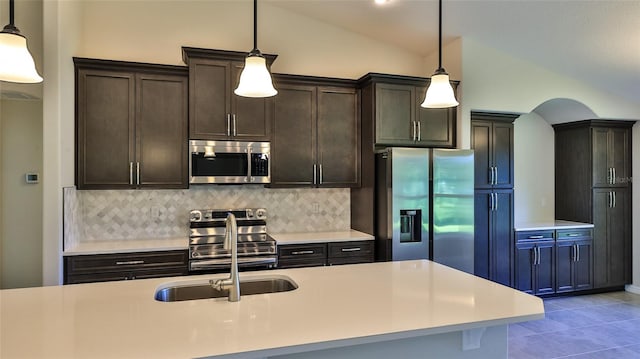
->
190 257 277 270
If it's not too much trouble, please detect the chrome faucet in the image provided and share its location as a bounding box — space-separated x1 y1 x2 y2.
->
210 213 240 302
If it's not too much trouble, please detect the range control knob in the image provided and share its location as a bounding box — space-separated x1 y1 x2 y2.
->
255 208 267 219
246 209 254 218
190 210 202 222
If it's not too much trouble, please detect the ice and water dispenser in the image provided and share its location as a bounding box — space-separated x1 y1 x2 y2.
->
399 209 422 243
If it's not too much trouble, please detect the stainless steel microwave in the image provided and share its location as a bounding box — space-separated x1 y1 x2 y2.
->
189 140 270 184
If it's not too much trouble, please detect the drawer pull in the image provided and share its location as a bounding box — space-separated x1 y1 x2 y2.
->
527 235 544 239
291 250 314 255
115 260 145 265
567 233 580 237
341 247 362 252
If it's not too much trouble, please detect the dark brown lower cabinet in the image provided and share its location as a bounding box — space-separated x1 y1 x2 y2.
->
515 231 555 296
593 188 630 288
64 250 188 284
556 238 593 293
277 241 374 268
276 243 327 269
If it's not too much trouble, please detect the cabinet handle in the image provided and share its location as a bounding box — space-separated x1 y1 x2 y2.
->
576 243 580 262
319 164 323 185
313 164 317 185
567 233 580 237
494 166 498 185
532 247 538 266
537 247 541 265
494 193 498 211
136 162 140 185
291 250 314 255
613 167 616 184
488 193 493 211
411 121 417 141
527 235 544 239
571 243 576 262
613 191 616 208
488 167 493 185
609 191 612 208
116 260 145 265
417 121 421 141
227 114 231 136
608 168 612 185
341 247 361 252
232 114 237 136
129 162 134 185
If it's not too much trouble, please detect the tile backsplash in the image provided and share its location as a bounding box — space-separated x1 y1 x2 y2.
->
64 186 350 246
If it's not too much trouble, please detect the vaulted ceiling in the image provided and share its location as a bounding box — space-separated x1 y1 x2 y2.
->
270 0 640 105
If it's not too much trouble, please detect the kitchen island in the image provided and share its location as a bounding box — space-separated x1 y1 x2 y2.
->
0 260 543 359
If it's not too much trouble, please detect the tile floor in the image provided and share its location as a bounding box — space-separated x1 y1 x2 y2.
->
509 291 640 358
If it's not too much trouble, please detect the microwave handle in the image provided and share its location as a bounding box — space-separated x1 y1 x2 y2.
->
247 149 252 182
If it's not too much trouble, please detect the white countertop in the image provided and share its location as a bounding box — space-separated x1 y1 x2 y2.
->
63 237 188 255
270 229 374 244
514 220 594 232
0 260 543 359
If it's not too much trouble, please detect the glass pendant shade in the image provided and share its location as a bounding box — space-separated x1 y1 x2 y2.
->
234 55 277 98
421 72 458 108
0 32 42 83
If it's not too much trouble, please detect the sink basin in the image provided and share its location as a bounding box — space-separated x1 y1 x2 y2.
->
154 275 298 302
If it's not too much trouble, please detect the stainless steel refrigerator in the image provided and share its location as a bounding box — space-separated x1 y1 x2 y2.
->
375 148 475 273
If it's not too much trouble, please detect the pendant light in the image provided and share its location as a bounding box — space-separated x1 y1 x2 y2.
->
421 0 457 108
0 0 43 83
234 0 277 98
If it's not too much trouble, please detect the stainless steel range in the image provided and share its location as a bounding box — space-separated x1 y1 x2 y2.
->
188 208 277 272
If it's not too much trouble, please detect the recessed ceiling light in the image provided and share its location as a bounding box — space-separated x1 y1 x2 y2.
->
375 0 391 5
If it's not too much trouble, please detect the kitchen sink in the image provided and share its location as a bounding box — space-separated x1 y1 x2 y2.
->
154 275 298 302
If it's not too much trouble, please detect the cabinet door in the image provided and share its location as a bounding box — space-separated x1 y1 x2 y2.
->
473 190 491 280
592 128 611 187
271 84 317 186
574 239 593 291
492 190 514 286
374 83 415 146
230 62 272 141
492 121 514 188
592 189 610 288
189 59 231 139
76 69 135 189
609 128 629 186
555 240 575 293
317 87 360 187
136 73 188 188
471 121 492 189
415 86 456 148
535 241 556 295
608 187 629 286
515 242 535 294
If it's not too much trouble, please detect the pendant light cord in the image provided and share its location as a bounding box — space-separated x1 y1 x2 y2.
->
9 0 15 25
253 0 258 52
438 0 443 71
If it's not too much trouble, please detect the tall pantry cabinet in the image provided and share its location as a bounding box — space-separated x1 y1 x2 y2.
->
554 120 634 289
471 111 518 287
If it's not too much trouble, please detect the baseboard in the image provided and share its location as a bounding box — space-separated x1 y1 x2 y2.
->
625 284 640 295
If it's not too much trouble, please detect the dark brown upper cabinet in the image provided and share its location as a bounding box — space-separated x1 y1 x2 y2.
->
270 74 361 188
182 47 277 141
358 73 457 149
74 58 188 190
471 112 518 189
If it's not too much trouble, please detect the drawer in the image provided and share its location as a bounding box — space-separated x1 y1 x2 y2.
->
516 230 555 242
556 228 593 240
328 241 374 259
66 266 188 284
65 250 188 273
278 243 327 260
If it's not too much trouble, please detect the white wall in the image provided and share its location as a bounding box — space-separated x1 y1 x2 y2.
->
513 113 555 224
1 99 43 289
42 0 83 286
